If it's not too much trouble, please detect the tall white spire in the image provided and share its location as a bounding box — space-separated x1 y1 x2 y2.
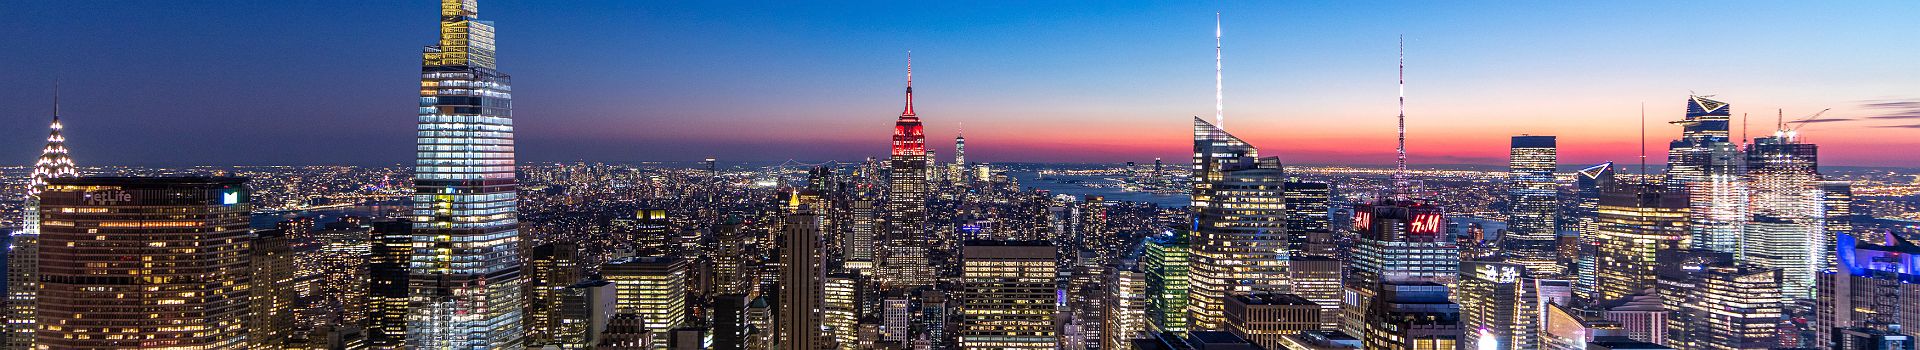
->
1394 36 1408 199
1215 13 1224 128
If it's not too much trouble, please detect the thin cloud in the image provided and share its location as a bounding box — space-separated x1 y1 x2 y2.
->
1794 118 1857 124
1870 123 1920 129
1859 98 1920 120
1863 113 1920 120
1861 100 1920 109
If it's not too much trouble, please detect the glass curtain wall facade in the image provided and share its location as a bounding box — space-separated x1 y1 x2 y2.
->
1187 117 1289 330
408 0 526 348
1667 95 1746 255
1505 136 1561 276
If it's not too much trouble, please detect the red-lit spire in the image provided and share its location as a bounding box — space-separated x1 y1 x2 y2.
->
902 51 915 117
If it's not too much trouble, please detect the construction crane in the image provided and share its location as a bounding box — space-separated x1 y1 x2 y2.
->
1782 108 1832 132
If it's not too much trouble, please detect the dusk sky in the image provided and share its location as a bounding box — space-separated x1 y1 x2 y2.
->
2 1 1916 167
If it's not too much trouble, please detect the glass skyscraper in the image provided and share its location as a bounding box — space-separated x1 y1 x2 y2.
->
1667 95 1746 255
408 0 526 348
1187 117 1289 330
1144 232 1191 333
1743 131 1822 300
1505 135 1561 276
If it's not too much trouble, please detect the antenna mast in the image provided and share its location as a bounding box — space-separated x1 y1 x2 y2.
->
1394 36 1408 199
1639 103 1647 178
1215 13 1224 128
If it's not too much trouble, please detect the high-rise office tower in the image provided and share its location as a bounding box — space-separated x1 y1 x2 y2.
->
2 233 37 350
1186 17 1290 329
1817 232 1920 348
1224 293 1323 350
1458 260 1565 350
957 240 1058 350
824 274 859 350
1572 162 1616 303
1286 257 1342 331
711 294 751 350
526 242 582 346
35 177 252 349
952 127 968 183
1819 181 1852 272
409 0 526 347
5 99 77 349
1102 264 1148 350
368 221 413 349
1144 232 1191 333
251 229 298 348
1667 95 1746 255
779 213 825 349
711 220 752 295
1657 252 1784 350
1343 200 1458 336
5 102 73 350
1506 135 1562 276
1361 282 1463 350
1284 180 1335 258
1188 116 1289 330
881 54 934 288
603 256 690 349
845 197 878 271
1592 184 1689 302
551 279 616 348
1743 129 1822 300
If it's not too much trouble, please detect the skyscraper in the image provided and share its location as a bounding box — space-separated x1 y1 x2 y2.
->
1572 162 1616 303
1343 200 1458 335
35 177 253 349
1458 260 1562 350
1187 117 1289 330
1592 184 1689 302
603 256 689 349
409 0 526 347
1284 180 1335 259
1657 252 1784 350
1505 135 1562 276
952 126 968 183
1819 232 1920 348
6 98 74 350
1144 232 1191 333
1102 264 1148 350
1361 282 1463 350
1743 128 1822 300
526 242 582 346
779 213 825 350
250 229 298 348
881 54 935 288
368 221 413 349
957 240 1058 350
1667 95 1746 255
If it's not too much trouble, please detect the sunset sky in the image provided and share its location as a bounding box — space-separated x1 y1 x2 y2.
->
2 1 1916 166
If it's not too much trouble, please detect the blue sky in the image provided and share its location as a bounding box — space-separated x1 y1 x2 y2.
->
2 1 1915 166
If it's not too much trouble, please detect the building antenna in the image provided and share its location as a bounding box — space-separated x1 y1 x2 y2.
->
1214 13 1224 128
1639 103 1647 178
1394 35 1408 199
1741 112 1748 145
54 79 61 117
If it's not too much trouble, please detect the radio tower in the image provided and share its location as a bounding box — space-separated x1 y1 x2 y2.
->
1393 36 1409 200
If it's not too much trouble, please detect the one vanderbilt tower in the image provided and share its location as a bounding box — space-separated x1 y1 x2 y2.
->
409 0 527 348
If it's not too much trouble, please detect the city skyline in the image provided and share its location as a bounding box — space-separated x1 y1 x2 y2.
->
2 2 1916 167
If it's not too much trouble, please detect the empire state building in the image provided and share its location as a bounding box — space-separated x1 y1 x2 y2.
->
408 0 527 348
879 55 935 288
